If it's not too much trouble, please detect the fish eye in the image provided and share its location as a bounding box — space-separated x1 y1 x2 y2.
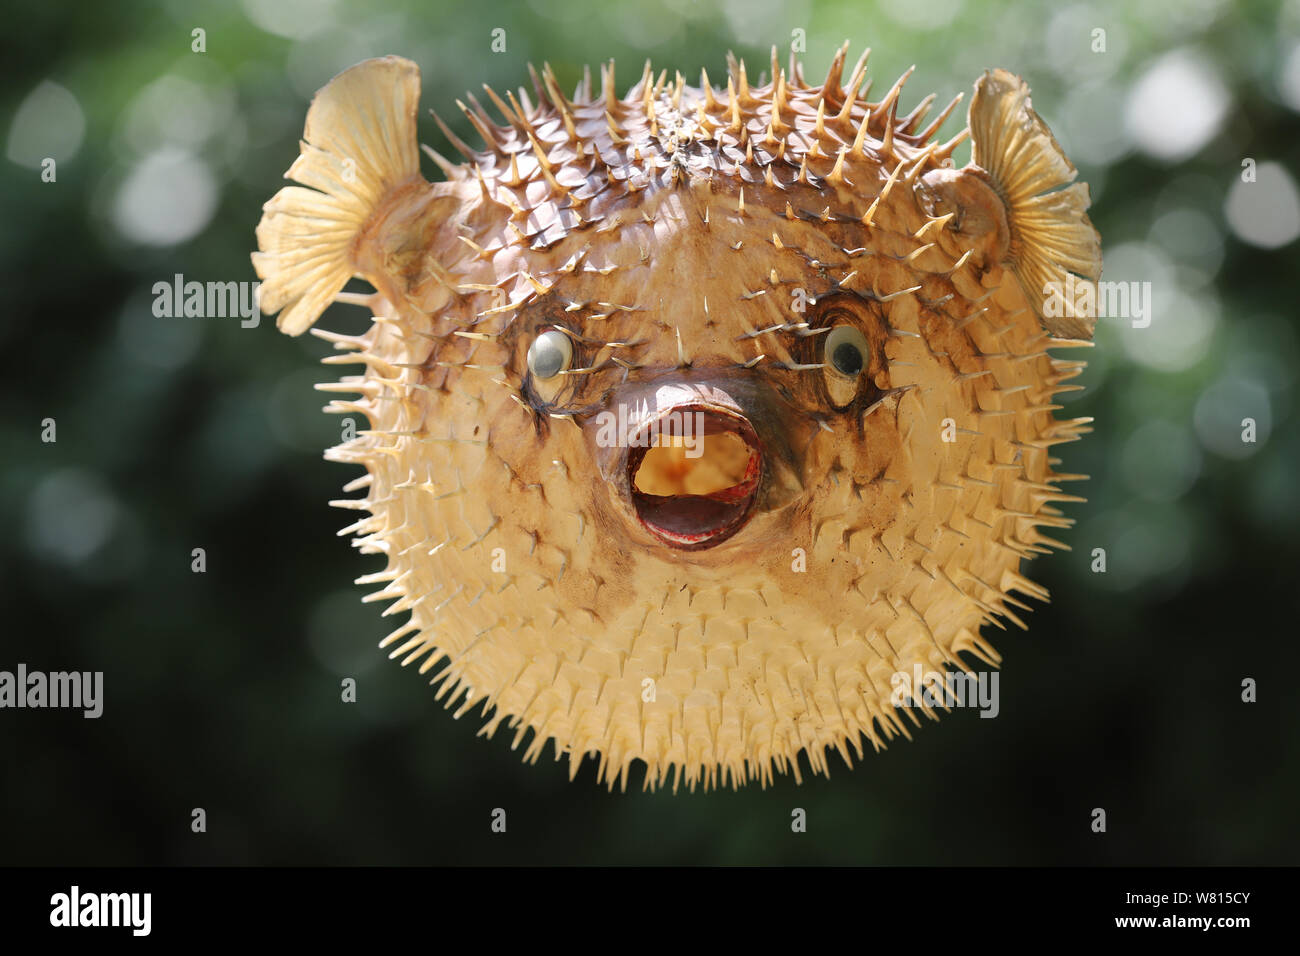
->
824 324 870 378
527 328 573 381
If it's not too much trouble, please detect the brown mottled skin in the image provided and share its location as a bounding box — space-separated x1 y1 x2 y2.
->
254 46 1101 790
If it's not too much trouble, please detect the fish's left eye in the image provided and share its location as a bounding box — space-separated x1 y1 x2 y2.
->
527 328 573 380
821 323 871 407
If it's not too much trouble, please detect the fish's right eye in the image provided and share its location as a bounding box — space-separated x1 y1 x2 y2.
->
825 325 869 377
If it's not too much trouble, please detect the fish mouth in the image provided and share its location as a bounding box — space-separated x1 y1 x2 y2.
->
626 405 763 550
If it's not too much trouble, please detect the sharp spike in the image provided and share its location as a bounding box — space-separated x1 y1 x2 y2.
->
522 271 550 296
827 146 849 186
515 85 535 118
464 91 496 126
822 40 851 98
947 248 974 274
481 83 518 127
556 91 581 142
914 211 955 239
915 92 964 143
471 163 494 202
605 113 627 145
701 67 717 110
903 142 939 185
642 68 657 125
633 59 653 99
326 293 372 311
771 70 789 134
900 92 936 134
851 108 872 155
542 63 580 143
835 51 870 124
904 242 935 264
861 158 906 228
527 135 560 190
504 91 536 134
872 65 916 121
881 98 897 156
505 150 524 187
879 153 905 201
694 94 712 130
430 109 478 161
847 47 872 89
835 47 872 123
457 235 494 261
457 98 502 153
420 142 460 179
601 60 618 110
765 100 781 145
526 62 547 104
933 126 971 162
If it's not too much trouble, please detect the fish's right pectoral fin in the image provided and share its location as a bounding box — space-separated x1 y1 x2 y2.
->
252 56 426 336
968 69 1102 340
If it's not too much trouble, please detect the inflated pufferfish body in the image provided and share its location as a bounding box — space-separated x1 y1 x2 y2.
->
253 47 1101 791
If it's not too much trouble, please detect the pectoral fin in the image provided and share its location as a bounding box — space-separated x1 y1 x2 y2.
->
969 69 1102 340
252 56 424 335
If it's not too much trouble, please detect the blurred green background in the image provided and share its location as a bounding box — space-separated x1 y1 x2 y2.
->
2 0 1298 865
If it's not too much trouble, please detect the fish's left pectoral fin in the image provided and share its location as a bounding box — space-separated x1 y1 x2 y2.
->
252 56 426 336
968 69 1102 340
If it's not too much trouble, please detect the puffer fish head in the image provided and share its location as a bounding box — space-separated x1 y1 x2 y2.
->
253 47 1101 791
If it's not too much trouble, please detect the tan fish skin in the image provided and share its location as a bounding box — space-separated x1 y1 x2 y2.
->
253 46 1101 791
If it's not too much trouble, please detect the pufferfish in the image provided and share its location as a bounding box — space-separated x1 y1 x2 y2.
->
253 45 1101 791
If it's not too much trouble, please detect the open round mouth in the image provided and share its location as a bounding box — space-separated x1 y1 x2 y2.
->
627 406 762 550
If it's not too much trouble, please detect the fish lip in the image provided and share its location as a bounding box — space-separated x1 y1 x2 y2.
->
626 404 763 551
